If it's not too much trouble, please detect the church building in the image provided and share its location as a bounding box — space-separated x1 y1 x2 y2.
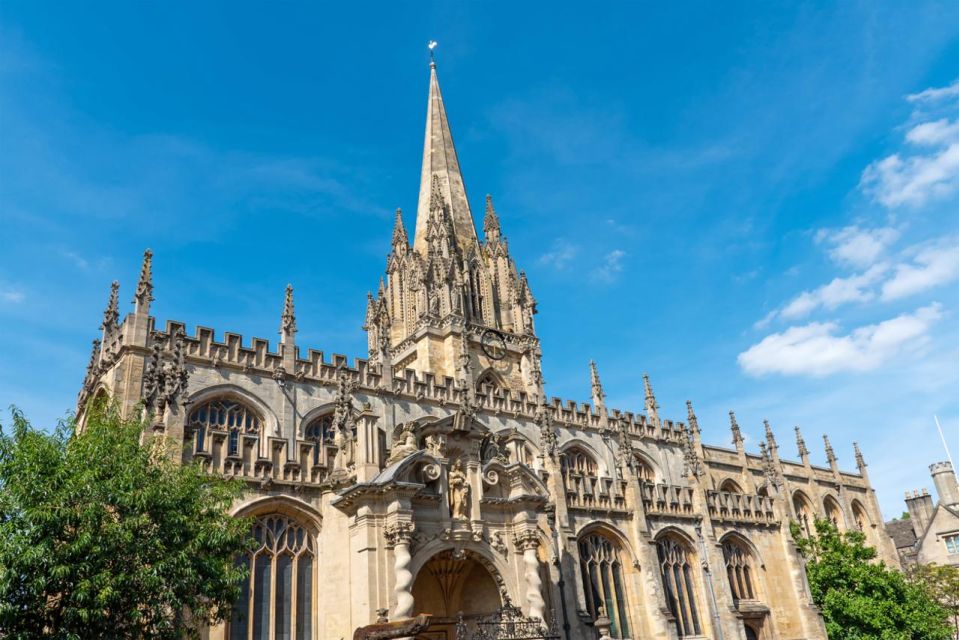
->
77 60 899 640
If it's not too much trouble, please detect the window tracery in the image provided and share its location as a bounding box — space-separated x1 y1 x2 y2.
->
721 539 756 601
657 536 702 638
229 514 315 640
188 398 262 457
578 532 632 639
303 414 335 466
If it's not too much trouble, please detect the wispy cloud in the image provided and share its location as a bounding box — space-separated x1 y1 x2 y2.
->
861 80 959 209
779 263 889 320
881 239 959 300
591 249 626 283
0 285 25 304
815 225 900 268
537 239 579 269
739 303 943 377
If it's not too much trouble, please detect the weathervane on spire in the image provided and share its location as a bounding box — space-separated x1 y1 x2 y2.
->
428 40 438 65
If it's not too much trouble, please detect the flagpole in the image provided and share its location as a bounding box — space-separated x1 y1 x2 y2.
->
935 415 956 480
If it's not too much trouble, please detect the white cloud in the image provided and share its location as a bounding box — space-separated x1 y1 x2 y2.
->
779 263 888 320
881 240 959 300
815 225 900 268
861 143 959 208
537 239 579 269
907 80 959 103
906 118 959 146
739 303 942 377
591 249 626 283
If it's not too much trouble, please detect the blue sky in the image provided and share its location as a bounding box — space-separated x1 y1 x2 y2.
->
1 2 958 518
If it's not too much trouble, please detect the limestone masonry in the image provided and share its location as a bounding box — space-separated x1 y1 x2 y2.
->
77 61 899 640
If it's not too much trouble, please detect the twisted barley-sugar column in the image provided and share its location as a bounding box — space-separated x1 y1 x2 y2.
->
517 531 546 621
391 527 415 619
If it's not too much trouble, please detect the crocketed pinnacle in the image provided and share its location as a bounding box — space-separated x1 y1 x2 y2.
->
391 208 409 248
729 410 743 446
589 360 605 406
794 425 809 459
484 194 501 240
686 400 700 435
764 419 777 451
101 280 120 330
280 284 296 336
824 434 837 464
413 62 479 255
133 249 154 307
643 374 659 422
853 441 866 470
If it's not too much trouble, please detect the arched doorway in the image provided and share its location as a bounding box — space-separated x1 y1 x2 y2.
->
411 549 503 639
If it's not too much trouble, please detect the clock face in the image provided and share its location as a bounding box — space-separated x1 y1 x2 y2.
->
480 329 507 360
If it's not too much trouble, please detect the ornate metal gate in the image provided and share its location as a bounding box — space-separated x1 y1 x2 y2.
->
455 600 560 640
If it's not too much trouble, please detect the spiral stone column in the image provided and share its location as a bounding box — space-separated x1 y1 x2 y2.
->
515 530 546 621
386 523 415 619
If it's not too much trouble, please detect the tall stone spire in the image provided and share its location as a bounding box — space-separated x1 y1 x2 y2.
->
763 419 778 452
413 61 479 255
823 435 837 465
853 441 866 471
729 410 744 449
643 374 659 425
589 360 605 410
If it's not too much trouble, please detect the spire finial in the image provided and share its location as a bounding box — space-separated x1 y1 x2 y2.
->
794 425 809 459
589 360 605 407
281 284 296 336
428 40 438 67
823 434 837 464
484 194 502 240
133 249 154 311
853 441 866 470
763 419 777 451
686 400 700 435
643 373 659 423
728 410 743 446
101 280 120 331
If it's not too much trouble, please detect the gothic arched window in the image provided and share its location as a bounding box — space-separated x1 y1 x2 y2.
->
634 454 656 483
578 533 632 639
721 539 756 601
720 479 744 494
229 514 315 640
851 500 870 533
304 414 335 466
562 447 597 476
657 536 702 638
824 496 843 530
793 492 813 537
188 398 262 457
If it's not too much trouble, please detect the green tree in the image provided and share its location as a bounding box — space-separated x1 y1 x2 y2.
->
792 518 952 640
909 563 959 637
0 405 254 639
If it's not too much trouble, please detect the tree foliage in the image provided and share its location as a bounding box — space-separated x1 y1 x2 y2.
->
908 563 959 637
792 518 952 640
0 405 254 639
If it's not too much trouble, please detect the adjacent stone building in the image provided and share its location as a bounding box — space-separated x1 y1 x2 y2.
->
77 60 899 640
886 461 959 568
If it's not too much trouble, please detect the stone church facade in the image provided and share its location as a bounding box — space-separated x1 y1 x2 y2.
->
77 61 899 640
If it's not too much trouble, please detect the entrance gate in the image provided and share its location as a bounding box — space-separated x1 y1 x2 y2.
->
455 600 560 640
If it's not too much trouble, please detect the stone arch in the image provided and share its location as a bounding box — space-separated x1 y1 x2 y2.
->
633 448 661 482
409 539 514 600
719 532 765 603
408 544 510 635
576 521 640 568
475 367 506 392
792 490 815 536
559 438 607 476
186 384 278 435
576 522 638 639
300 401 338 436
654 528 705 638
822 493 845 530
230 494 323 533
850 498 871 532
719 478 744 493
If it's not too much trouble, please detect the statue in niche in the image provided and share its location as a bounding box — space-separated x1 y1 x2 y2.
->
448 459 471 521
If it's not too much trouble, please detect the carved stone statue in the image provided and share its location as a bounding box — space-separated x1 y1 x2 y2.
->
448 459 471 520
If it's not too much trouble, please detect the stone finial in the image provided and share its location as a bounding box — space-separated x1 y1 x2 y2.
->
643 374 659 423
589 360 605 406
729 410 744 447
83 338 102 389
483 194 501 239
280 284 297 336
133 248 154 311
759 441 779 488
764 419 777 451
682 424 703 478
392 208 409 248
794 425 809 459
686 400 700 436
853 441 866 471
823 435 837 464
101 280 120 331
